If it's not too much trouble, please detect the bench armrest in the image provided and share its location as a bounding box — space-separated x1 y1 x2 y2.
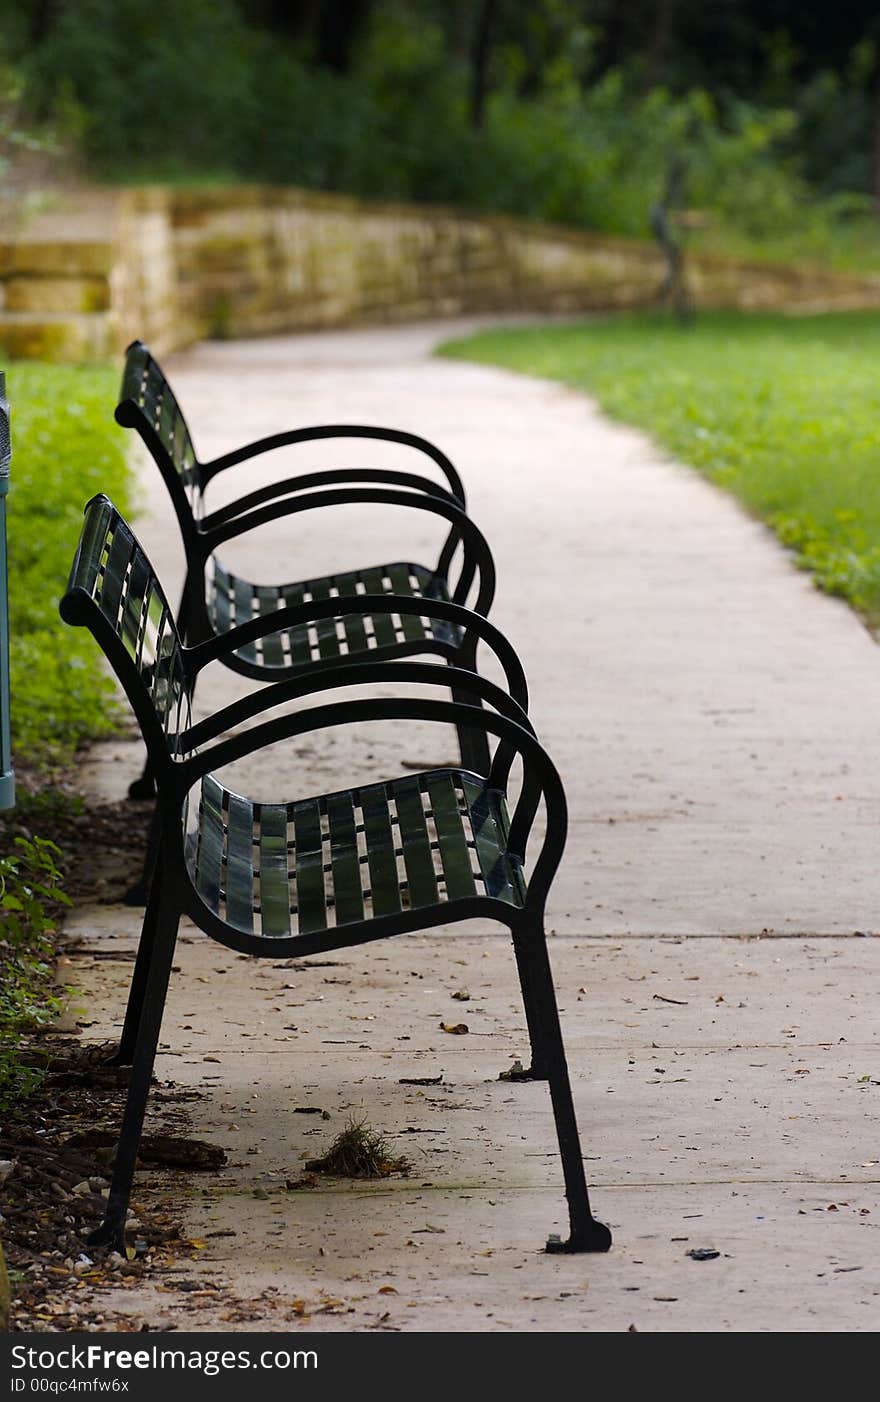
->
180 656 531 751
199 424 466 509
199 486 495 615
200 467 460 531
200 467 464 580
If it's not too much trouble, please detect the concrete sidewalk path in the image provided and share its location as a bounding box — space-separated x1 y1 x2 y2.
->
66 319 880 1333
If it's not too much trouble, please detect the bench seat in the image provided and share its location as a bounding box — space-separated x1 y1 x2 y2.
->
191 768 526 941
209 558 462 673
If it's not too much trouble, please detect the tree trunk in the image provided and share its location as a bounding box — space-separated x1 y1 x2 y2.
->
470 0 500 130
29 0 58 46
316 0 373 73
642 0 677 94
873 68 880 216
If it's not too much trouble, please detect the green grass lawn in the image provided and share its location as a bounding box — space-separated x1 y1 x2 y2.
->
0 362 131 1105
3 363 132 768
440 310 880 625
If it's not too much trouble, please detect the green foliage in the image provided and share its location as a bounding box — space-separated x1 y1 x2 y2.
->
440 310 880 622
2 364 133 767
6 0 879 266
0 59 61 205
0 836 70 1109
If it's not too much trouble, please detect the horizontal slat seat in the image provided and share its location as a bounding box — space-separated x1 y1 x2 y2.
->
208 559 462 672
188 767 526 941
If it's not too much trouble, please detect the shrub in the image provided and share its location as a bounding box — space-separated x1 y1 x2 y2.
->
0 836 69 1109
7 0 878 265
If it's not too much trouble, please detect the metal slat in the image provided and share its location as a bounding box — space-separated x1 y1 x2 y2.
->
166 651 190 741
426 775 477 901
386 563 425 643
98 525 134 632
460 776 518 904
326 792 364 926
305 576 342 661
225 793 255 934
416 567 458 645
211 561 233 635
141 587 166 678
293 799 327 935
391 776 438 909
172 405 194 481
334 570 368 656
196 775 224 914
120 551 151 661
280 584 312 666
233 574 257 663
360 784 401 917
258 803 292 937
358 567 397 648
157 393 179 476
256 587 285 667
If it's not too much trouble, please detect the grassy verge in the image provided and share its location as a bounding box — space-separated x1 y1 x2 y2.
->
440 310 880 624
1 361 131 1106
4 362 132 767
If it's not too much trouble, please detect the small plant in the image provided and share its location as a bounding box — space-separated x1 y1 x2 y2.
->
0 836 71 1111
305 1115 412 1179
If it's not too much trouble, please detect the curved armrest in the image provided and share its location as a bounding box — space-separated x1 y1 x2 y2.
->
201 486 496 616
175 697 567 914
181 658 532 752
186 593 524 706
200 424 466 508
200 467 461 532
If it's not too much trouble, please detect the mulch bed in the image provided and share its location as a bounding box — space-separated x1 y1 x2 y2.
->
1 770 201 1330
0 1040 195 1332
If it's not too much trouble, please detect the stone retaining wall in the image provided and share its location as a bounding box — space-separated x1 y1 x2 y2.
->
3 184 880 361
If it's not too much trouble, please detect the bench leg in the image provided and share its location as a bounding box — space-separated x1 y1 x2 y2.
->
515 919 612 1254
88 886 180 1254
127 759 156 802
509 932 550 1080
106 872 163 1067
122 802 161 907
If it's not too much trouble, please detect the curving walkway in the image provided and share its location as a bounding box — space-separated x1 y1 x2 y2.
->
69 319 880 1332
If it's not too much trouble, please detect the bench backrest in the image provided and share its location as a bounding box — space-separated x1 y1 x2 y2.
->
115 341 203 525
60 495 191 766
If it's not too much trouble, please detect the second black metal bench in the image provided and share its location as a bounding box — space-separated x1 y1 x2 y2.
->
116 341 498 782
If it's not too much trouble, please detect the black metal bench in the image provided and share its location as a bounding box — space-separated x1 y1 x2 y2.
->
60 495 611 1256
116 341 497 783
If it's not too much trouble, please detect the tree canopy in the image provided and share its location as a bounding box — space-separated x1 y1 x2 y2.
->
1 1 877 262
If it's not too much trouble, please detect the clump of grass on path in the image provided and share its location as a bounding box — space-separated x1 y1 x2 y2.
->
3 363 132 768
305 1116 412 1179
440 310 880 626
